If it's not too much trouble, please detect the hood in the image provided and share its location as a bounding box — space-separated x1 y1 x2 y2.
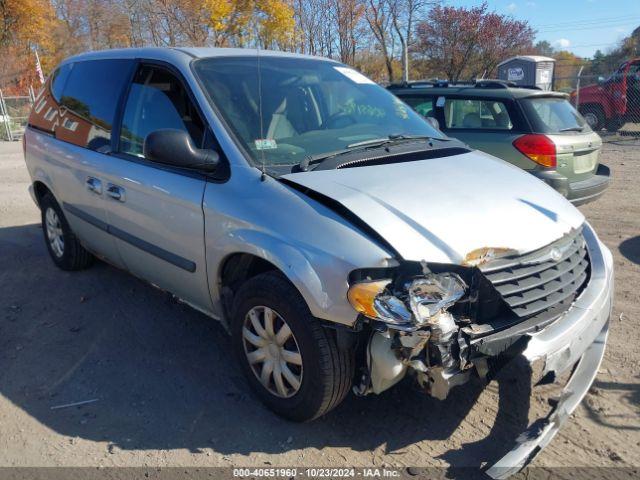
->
282 151 585 264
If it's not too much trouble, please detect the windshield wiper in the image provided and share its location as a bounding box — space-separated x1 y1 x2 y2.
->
298 134 449 171
347 134 444 148
559 126 585 132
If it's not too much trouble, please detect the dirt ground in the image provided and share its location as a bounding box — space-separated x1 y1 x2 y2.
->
0 139 638 473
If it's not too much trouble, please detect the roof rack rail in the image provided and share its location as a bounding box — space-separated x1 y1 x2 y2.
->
474 79 543 90
387 79 449 89
387 78 544 90
474 79 516 89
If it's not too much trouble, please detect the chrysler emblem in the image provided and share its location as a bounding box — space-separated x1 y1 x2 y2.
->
549 248 562 262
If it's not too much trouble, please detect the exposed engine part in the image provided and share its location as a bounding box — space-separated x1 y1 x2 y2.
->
367 331 407 394
417 366 471 400
423 311 458 369
356 310 476 399
350 269 481 399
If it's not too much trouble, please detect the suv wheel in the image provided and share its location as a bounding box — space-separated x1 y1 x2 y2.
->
40 193 94 270
231 272 354 421
579 105 604 131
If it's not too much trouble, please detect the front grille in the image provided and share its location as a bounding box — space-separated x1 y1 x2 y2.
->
480 229 590 319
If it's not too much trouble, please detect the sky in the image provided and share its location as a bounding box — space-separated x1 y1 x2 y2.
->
444 0 640 58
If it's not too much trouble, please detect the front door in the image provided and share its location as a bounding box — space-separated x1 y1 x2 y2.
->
100 63 213 312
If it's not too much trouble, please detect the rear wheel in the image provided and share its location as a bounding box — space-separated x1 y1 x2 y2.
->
40 193 94 271
579 105 604 131
231 272 354 421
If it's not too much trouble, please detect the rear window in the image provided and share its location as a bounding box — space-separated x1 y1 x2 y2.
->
521 96 590 134
443 98 513 130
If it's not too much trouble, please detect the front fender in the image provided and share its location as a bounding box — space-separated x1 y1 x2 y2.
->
215 229 361 326
203 167 395 327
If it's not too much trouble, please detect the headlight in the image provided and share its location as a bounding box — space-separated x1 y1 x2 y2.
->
408 273 466 324
347 280 411 325
347 272 466 327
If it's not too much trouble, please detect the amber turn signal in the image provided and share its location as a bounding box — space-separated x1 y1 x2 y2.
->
347 280 390 319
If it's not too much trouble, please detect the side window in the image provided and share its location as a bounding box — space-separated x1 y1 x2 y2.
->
56 60 133 151
444 98 512 130
402 96 435 119
119 65 205 158
51 63 72 101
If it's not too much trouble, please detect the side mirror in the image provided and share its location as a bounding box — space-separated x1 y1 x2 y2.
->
143 129 219 173
426 116 440 131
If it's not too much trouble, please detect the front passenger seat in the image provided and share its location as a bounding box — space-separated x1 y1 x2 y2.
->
462 113 482 128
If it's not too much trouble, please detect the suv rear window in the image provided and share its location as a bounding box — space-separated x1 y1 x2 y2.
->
521 96 590 134
444 98 512 130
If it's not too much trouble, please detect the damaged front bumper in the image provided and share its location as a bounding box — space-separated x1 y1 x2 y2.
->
485 224 613 477
354 223 614 476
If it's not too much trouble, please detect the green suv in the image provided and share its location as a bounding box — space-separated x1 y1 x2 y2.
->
389 80 610 205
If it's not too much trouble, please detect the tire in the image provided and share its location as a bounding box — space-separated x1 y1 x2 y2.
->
40 193 94 271
605 117 623 133
579 105 604 131
231 271 354 422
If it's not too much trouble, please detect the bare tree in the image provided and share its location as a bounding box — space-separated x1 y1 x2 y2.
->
364 0 395 82
332 0 364 65
390 0 433 82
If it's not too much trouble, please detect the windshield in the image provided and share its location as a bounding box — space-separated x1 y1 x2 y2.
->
521 96 591 134
193 56 443 175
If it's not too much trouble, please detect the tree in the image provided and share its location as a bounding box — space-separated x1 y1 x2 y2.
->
333 0 364 65
414 2 534 82
0 0 56 92
390 0 432 82
203 0 294 48
533 40 554 57
0 0 55 47
364 0 395 82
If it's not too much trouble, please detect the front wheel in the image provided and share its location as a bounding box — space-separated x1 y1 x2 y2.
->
231 272 354 422
579 105 604 131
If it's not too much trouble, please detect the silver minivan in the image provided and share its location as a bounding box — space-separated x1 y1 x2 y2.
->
24 48 613 476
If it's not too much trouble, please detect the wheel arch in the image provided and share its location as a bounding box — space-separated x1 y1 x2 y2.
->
212 229 360 329
32 180 53 208
218 251 313 326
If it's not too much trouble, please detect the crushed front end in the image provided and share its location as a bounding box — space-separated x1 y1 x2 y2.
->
347 222 613 475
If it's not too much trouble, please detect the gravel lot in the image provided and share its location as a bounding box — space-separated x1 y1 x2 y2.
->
0 139 638 473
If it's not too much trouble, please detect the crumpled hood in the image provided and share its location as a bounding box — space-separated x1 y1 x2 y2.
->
282 150 585 264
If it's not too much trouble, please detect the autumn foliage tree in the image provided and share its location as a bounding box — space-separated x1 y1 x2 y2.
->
414 2 534 82
0 0 56 91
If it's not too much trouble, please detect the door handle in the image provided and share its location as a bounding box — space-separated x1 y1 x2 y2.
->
106 184 125 202
85 177 102 194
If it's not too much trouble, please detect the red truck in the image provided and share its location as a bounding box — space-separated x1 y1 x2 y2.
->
571 58 640 132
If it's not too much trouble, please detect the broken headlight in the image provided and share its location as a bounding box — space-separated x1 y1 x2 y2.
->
408 273 466 325
347 272 467 327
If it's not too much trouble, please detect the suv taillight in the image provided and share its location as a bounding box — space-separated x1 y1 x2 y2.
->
513 134 556 168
